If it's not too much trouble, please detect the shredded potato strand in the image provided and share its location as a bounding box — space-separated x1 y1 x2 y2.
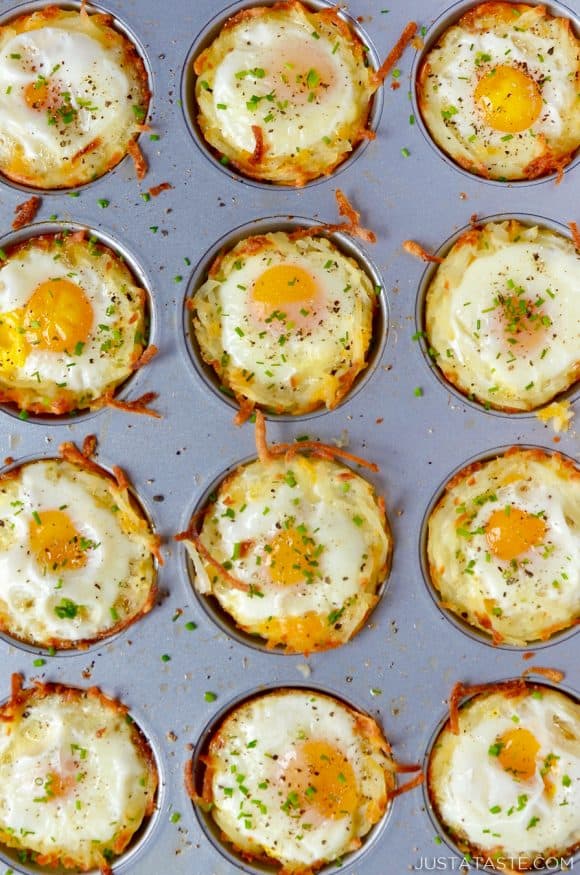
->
403 239 443 263
373 21 418 85
521 666 565 683
12 196 41 230
255 411 379 471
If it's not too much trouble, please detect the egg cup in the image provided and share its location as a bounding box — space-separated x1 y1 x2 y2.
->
411 0 580 186
0 0 152 192
423 677 580 873
413 213 580 416
182 215 387 423
420 444 580 650
181 0 384 189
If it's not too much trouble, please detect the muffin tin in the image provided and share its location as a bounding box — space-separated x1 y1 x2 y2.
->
0 0 577 872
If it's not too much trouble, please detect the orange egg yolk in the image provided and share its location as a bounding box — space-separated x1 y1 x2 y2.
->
252 264 319 310
24 279 93 353
29 509 88 571
24 79 51 111
258 613 330 652
496 728 540 780
282 740 358 819
267 527 318 586
474 65 542 133
485 506 546 561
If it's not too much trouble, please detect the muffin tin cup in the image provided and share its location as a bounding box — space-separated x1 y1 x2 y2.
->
188 682 397 875
0 684 166 875
410 0 580 187
413 212 580 418
422 676 580 871
178 451 392 655
181 214 388 423
0 450 160 657
419 443 580 652
180 0 384 191
0 220 157 427
0 0 154 196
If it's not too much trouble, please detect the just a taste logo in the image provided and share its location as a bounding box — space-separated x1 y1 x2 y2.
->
414 856 575 871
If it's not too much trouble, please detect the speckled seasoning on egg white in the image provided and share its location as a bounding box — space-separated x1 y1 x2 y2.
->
0 443 159 650
0 5 150 189
424 220 580 411
417 2 580 180
0 675 158 872
426 447 580 646
0 230 152 416
189 688 399 872
428 680 580 870
193 1 379 185
179 419 391 653
191 230 378 419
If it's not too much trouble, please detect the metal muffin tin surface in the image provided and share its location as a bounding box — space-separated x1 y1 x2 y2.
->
0 0 577 873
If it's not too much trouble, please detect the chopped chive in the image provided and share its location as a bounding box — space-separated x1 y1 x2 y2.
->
204 691 217 702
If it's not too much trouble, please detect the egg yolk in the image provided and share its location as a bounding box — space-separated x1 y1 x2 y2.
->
259 613 330 651
496 728 540 780
0 311 28 372
282 740 358 819
485 506 546 561
252 265 319 309
494 293 550 352
267 527 318 586
24 79 51 111
29 509 88 571
474 65 542 133
266 39 337 106
24 279 93 353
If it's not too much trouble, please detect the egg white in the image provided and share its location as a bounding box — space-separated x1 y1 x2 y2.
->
425 221 580 411
194 2 375 184
0 683 157 870
418 3 580 180
427 448 580 646
429 685 580 864
0 9 149 188
188 452 390 652
205 689 394 870
0 233 148 414
193 232 377 416
0 459 156 648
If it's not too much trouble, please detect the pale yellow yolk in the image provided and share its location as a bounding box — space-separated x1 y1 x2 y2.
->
268 40 337 106
24 79 50 110
283 740 358 819
29 509 88 571
252 265 319 309
497 728 540 780
474 65 542 133
259 613 330 652
267 527 316 586
24 279 93 353
0 310 28 372
495 293 550 352
485 506 546 561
